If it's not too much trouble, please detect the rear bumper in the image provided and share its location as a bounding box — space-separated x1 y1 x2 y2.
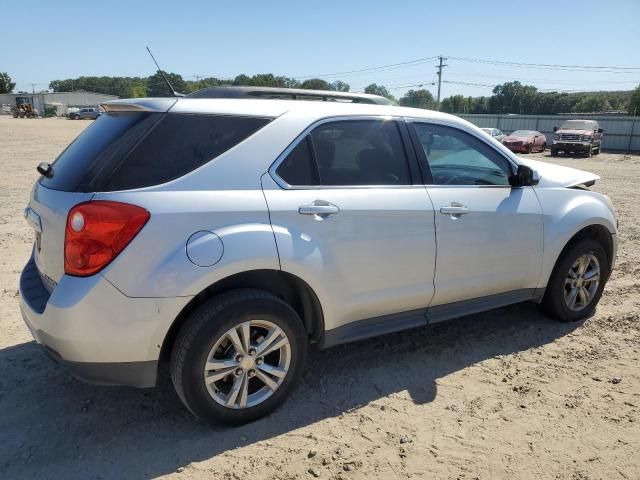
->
41 344 157 387
19 253 189 387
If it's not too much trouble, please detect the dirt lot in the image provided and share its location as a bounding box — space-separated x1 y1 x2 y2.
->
0 116 638 480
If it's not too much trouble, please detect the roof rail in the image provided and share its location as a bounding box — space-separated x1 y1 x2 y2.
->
187 86 395 105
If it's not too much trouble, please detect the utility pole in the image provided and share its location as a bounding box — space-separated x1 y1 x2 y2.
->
29 83 38 93
436 56 447 111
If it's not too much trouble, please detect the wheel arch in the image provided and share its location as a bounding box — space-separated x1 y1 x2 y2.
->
158 269 325 367
543 223 615 290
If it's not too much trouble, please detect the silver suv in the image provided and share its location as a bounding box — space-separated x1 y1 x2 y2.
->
20 87 617 425
69 107 102 120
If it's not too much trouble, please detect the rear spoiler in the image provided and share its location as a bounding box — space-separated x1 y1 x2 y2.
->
100 98 177 113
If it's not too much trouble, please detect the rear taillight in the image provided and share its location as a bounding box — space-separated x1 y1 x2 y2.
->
64 201 149 276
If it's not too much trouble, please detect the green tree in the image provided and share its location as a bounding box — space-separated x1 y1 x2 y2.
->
490 81 538 114
300 78 332 90
364 83 395 101
0 72 16 93
399 89 435 109
330 80 350 92
147 70 187 97
629 84 640 115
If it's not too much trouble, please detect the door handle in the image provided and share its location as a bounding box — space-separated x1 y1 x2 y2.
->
299 202 339 219
440 204 469 217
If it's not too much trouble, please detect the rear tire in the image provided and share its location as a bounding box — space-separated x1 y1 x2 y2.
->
170 289 308 426
541 239 609 322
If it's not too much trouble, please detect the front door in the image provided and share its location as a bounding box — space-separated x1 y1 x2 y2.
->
262 118 437 332
409 121 543 307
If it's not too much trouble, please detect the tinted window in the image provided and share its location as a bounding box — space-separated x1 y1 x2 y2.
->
40 112 161 191
276 137 319 186
412 123 512 186
40 113 270 192
102 114 270 191
309 120 410 186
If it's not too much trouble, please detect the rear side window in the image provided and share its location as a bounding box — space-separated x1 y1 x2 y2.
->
311 120 410 186
275 119 411 187
40 112 160 191
102 114 270 191
276 137 319 186
41 113 270 192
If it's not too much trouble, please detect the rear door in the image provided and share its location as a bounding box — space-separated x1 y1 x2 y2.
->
408 121 543 308
263 117 437 333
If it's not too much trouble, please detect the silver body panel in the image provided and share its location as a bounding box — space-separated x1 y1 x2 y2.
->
262 174 436 330
19 96 618 386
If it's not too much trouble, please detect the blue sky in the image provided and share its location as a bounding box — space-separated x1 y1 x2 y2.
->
1 0 639 97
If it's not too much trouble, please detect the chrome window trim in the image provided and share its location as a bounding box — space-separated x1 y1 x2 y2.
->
403 116 520 188
268 115 415 190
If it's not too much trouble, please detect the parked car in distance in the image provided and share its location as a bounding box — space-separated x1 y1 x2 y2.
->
480 127 506 142
20 87 617 426
502 130 547 154
69 107 101 120
552 119 603 157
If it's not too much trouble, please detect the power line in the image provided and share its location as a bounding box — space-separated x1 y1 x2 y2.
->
449 56 640 73
444 71 640 84
293 56 439 79
443 80 495 88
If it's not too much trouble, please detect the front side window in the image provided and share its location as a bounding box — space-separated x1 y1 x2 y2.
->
412 123 512 186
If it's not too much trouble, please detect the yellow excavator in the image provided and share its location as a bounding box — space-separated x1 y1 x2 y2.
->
12 96 38 118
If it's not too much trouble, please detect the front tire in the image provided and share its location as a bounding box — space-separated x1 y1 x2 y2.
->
170 289 308 426
541 239 609 322
585 144 593 158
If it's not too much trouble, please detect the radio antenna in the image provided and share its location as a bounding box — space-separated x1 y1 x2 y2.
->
146 46 185 97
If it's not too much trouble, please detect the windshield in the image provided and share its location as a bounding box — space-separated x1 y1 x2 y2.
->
560 120 596 131
510 130 536 137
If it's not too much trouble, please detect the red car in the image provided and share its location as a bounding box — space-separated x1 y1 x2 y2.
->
502 130 546 153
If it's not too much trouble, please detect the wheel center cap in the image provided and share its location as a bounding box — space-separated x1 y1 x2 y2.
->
240 357 255 370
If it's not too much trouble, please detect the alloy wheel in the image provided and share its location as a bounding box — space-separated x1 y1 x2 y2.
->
203 320 291 409
564 253 600 311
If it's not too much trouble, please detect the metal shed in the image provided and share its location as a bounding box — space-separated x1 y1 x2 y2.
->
458 113 640 153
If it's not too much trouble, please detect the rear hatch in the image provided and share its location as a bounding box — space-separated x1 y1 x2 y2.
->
26 99 176 286
26 97 273 287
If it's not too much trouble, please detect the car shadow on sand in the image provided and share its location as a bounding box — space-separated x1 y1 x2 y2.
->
0 302 580 479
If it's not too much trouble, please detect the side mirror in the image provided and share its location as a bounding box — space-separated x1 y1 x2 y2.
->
509 165 539 187
597 128 603 133
553 126 558 132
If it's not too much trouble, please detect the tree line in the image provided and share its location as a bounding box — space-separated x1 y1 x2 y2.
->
3 70 639 115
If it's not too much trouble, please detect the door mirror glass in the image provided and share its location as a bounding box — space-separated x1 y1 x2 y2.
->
553 126 558 132
509 165 539 187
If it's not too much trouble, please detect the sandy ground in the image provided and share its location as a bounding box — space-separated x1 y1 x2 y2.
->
0 116 638 480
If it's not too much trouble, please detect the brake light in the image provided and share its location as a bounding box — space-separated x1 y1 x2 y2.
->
64 201 149 276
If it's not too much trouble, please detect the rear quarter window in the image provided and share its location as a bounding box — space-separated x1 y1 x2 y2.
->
102 114 270 191
41 113 271 192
